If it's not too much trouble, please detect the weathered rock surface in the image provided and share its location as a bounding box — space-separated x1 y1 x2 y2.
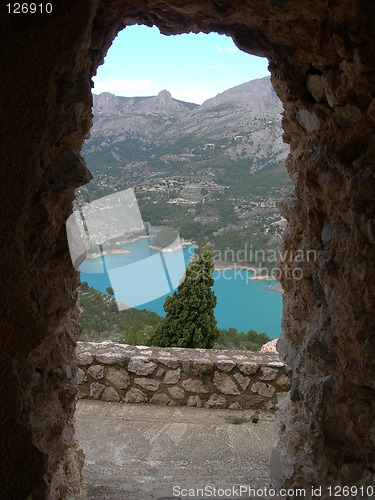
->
251 382 276 399
105 367 130 390
217 359 236 372
124 388 147 404
158 357 179 368
233 372 251 390
238 362 259 375
127 357 157 376
164 368 181 384
187 395 202 407
134 377 160 392
101 387 120 402
90 382 105 400
87 365 104 380
77 352 93 366
213 372 240 395
167 386 185 400
76 368 86 385
205 394 227 408
182 378 210 394
150 393 170 406
259 367 278 381
95 352 126 365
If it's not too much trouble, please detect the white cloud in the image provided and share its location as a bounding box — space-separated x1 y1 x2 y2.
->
93 79 153 95
172 88 215 105
216 46 238 54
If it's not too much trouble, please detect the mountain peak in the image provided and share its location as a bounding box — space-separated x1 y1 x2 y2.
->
157 89 173 100
89 77 287 165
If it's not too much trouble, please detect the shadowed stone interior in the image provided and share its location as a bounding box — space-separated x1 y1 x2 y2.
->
0 1 374 497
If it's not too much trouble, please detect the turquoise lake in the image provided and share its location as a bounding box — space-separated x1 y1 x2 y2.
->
80 238 282 339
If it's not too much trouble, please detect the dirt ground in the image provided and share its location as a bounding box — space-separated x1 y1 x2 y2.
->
75 400 276 500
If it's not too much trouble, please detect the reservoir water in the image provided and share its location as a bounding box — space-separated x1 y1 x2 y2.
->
80 238 282 339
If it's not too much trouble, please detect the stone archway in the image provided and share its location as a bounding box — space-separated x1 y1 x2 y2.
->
1 1 374 497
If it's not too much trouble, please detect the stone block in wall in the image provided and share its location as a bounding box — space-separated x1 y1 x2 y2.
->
259 367 278 381
276 392 288 403
150 393 171 406
268 360 284 368
125 387 148 403
95 352 126 365
105 367 130 389
76 367 86 385
187 395 202 407
263 401 275 411
128 357 157 376
229 402 242 410
134 378 160 392
276 374 292 390
213 372 240 395
77 352 93 366
233 372 250 390
191 359 214 374
205 394 227 408
168 386 185 400
158 357 179 368
182 378 210 393
101 387 119 402
244 394 267 408
90 382 105 400
181 360 191 372
216 359 236 372
251 382 276 398
238 362 258 375
87 365 104 380
164 369 181 384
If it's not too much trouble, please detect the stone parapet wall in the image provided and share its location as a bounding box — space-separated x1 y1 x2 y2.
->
77 342 291 410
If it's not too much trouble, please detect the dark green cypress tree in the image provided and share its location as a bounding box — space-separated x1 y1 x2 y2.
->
149 243 219 348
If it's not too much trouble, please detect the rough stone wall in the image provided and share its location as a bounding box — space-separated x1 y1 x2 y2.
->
77 343 290 410
269 10 375 494
1 1 374 498
0 4 97 498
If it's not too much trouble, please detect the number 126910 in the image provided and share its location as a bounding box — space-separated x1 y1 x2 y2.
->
7 3 53 14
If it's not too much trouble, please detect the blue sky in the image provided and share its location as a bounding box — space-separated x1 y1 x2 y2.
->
93 25 270 104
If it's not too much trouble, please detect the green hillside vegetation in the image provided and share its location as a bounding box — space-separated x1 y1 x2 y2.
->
79 282 162 345
215 327 270 351
78 284 270 351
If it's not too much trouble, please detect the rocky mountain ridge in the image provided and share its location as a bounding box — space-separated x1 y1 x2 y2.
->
79 77 291 264
85 77 288 169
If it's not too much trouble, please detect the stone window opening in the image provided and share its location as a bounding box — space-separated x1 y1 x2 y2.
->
77 24 285 345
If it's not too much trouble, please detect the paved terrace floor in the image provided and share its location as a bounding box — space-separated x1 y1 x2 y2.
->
75 400 276 500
